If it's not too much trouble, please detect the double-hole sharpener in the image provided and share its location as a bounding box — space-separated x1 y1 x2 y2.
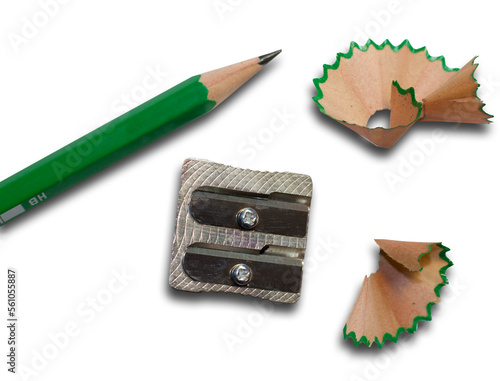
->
169 159 313 303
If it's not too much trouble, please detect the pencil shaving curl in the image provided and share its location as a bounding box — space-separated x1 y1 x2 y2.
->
344 239 452 348
313 39 492 148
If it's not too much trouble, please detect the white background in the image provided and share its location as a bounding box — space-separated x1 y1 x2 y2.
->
0 0 498 380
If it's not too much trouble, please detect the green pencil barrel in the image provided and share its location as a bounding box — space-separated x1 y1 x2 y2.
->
0 75 216 225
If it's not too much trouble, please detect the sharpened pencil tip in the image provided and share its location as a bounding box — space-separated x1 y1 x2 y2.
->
258 49 282 65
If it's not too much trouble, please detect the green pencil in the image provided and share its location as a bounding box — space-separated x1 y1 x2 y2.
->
0 50 281 226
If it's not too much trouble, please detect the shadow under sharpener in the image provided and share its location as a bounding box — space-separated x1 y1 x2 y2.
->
169 159 313 303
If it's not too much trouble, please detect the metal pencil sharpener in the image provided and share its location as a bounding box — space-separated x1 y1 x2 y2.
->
169 159 313 303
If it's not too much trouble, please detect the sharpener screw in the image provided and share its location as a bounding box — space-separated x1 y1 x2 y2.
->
230 264 253 286
237 208 259 229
